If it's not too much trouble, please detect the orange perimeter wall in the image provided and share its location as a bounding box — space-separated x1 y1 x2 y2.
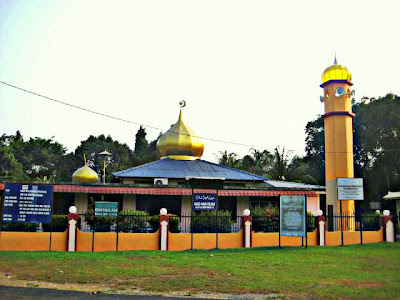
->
0 228 384 251
76 230 159 252
326 228 383 246
0 231 67 251
253 231 317 247
168 231 243 251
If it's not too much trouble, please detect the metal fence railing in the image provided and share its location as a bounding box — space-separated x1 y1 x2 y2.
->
325 213 382 232
175 213 243 233
0 215 70 232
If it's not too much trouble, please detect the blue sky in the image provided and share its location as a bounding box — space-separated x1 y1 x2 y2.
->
1 1 399 162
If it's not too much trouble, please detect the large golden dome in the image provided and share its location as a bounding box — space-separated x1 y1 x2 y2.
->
72 164 99 183
321 58 352 84
157 110 204 160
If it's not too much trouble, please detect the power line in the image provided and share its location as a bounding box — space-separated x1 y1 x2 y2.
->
0 80 300 152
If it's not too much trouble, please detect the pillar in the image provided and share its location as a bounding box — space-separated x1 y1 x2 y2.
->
382 210 395 242
242 209 252 248
159 208 169 251
67 206 79 252
315 210 325 246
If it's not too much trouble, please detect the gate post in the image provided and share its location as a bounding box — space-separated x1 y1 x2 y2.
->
159 208 169 251
382 210 394 242
243 209 252 248
67 206 79 252
316 210 325 246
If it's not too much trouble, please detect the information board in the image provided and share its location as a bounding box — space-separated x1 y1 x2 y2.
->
280 195 306 237
337 178 364 200
95 202 118 216
2 183 53 223
192 193 217 210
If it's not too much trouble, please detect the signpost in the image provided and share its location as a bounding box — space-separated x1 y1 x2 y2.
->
337 178 364 201
280 195 306 239
192 193 217 210
337 178 364 246
94 202 118 216
2 183 53 224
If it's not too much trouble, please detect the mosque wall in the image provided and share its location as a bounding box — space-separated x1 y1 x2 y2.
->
74 193 88 214
123 194 136 210
181 195 192 215
237 196 249 215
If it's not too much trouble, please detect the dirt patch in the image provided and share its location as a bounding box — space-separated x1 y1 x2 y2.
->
338 280 385 289
0 271 288 299
126 255 148 260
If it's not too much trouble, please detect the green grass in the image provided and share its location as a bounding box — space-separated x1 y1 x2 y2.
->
0 243 399 299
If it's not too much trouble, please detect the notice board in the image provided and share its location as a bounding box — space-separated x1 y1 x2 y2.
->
280 195 306 237
2 183 53 223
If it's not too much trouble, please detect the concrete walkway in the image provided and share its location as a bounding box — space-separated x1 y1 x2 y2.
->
0 285 189 300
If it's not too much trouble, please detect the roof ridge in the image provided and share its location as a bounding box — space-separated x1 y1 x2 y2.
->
197 159 268 181
112 159 164 176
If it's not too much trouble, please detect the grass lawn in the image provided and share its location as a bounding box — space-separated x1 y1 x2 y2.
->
0 243 399 299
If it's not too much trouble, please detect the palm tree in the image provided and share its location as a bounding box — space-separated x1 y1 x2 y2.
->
218 150 241 168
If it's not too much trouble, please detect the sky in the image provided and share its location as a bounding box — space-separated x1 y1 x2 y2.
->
0 0 399 163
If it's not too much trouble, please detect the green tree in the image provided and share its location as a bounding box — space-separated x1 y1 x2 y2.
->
134 126 149 157
1 131 68 182
75 134 133 182
218 150 241 168
0 145 26 181
304 93 400 207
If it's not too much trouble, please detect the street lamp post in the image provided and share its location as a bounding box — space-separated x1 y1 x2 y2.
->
98 150 112 184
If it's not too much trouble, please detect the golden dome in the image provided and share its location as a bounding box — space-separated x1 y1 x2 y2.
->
321 58 352 84
72 165 99 183
157 110 204 160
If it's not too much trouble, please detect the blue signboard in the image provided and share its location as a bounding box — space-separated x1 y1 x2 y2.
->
280 195 306 237
2 183 53 224
192 193 217 210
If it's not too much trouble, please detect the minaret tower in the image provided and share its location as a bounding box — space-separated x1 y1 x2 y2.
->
320 57 355 215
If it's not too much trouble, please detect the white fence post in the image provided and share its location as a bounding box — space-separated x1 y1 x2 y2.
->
383 210 394 243
67 206 79 252
159 208 169 251
243 209 252 248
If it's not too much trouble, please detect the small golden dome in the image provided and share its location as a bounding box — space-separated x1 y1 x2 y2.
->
72 165 99 183
157 110 204 160
321 58 352 84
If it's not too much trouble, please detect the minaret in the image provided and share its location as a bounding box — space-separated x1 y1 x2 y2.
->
320 58 355 215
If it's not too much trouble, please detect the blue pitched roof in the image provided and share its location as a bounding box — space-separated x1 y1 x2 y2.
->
265 180 325 190
113 158 267 181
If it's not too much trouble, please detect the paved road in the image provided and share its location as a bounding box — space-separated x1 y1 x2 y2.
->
0 285 190 300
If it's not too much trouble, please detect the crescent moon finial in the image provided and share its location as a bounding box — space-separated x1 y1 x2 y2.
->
179 100 186 108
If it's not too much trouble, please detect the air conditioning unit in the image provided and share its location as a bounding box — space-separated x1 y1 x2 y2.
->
154 178 168 186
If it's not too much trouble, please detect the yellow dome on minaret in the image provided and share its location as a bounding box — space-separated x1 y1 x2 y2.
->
321 57 352 86
157 110 204 160
72 155 99 183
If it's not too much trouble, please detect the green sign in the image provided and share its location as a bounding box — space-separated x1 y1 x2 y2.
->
95 202 118 216
280 195 306 237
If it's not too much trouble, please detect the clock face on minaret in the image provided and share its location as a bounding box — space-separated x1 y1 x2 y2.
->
320 59 355 216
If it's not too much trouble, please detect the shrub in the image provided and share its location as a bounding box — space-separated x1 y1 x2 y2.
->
117 210 150 232
43 215 77 232
191 211 234 233
2 222 38 232
84 209 116 232
361 212 382 231
148 214 181 233
307 212 316 232
251 206 279 232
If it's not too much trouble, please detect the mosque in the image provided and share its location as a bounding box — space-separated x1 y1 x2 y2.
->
1 59 357 218
65 106 325 217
